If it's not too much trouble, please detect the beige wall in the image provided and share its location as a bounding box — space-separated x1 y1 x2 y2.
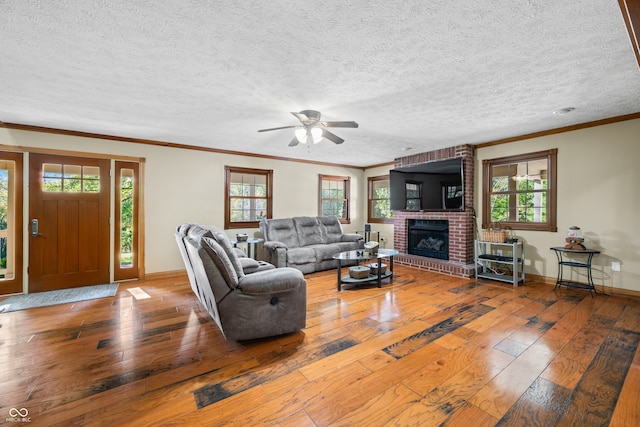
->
363 165 395 248
3 117 639 293
0 128 364 280
476 118 640 292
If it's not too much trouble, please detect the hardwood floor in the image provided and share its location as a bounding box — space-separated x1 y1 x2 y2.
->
1 265 639 426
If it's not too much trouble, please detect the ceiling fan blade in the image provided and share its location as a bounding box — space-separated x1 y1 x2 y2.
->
323 121 359 128
322 129 344 144
288 137 300 147
291 111 310 122
257 125 298 132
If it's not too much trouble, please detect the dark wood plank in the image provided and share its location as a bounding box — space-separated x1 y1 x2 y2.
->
556 328 640 426
497 377 572 427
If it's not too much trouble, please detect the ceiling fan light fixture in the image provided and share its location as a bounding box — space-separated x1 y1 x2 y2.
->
294 127 307 144
310 126 323 143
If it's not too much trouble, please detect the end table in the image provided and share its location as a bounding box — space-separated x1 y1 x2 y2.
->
550 247 600 296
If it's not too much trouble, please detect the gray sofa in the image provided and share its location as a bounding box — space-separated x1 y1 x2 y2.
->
175 223 306 341
259 216 364 274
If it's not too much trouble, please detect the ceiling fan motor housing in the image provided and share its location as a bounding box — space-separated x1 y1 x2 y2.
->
298 110 321 122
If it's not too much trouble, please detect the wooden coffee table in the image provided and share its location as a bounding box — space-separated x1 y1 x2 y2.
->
332 249 399 291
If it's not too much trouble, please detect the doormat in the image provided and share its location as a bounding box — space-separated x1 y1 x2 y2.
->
0 284 119 313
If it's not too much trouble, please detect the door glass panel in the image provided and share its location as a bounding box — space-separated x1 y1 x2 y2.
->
63 164 82 192
0 160 16 280
119 168 134 268
43 163 101 192
43 163 63 191
83 166 100 192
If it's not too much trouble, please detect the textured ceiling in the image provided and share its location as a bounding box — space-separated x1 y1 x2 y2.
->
1 0 639 167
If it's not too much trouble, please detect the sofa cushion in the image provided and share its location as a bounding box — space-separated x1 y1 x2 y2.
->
186 224 246 278
317 216 343 244
201 237 239 288
309 243 341 262
286 246 317 265
207 227 245 278
335 241 362 252
240 258 275 274
238 257 260 271
262 218 300 248
294 216 324 246
233 247 247 258
239 267 304 295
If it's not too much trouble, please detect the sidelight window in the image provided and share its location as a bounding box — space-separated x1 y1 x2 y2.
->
0 152 23 294
114 161 140 281
0 161 15 280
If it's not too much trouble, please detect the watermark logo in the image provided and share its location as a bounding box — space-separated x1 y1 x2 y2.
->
6 408 31 423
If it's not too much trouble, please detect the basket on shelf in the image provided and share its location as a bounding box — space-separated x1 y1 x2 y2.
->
349 266 371 279
482 227 509 243
364 241 379 255
367 262 387 275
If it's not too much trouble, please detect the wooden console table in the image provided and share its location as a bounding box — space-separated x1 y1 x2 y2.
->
550 247 600 296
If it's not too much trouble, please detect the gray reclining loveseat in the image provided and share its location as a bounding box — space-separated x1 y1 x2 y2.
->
175 223 307 341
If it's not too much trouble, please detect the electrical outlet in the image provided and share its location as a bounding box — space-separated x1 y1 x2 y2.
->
612 261 621 272
497 249 503 256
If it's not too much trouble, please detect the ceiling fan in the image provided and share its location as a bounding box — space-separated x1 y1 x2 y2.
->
257 110 359 146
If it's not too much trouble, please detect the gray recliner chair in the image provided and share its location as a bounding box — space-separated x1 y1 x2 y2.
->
175 223 307 341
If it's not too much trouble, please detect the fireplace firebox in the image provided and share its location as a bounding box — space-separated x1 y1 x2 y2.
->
408 219 449 260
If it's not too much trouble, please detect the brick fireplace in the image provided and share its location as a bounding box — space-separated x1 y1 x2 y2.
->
393 144 476 277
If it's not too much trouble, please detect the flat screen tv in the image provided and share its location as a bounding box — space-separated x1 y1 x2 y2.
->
390 158 464 211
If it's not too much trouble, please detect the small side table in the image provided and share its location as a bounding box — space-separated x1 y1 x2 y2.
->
231 238 264 260
550 247 600 296
356 230 380 243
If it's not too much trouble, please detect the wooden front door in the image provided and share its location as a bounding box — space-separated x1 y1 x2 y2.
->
29 154 110 292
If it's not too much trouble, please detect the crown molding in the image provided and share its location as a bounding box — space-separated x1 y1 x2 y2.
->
3 112 640 169
475 112 640 148
0 121 365 170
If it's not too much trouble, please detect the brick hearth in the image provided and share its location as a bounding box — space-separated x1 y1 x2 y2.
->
393 144 476 277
